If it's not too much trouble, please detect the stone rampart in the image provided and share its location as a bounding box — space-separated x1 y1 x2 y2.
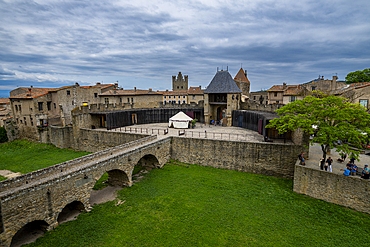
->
171 137 301 179
75 128 150 152
49 126 73 149
293 165 370 213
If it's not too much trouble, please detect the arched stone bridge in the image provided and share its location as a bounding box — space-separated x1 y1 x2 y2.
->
0 136 171 247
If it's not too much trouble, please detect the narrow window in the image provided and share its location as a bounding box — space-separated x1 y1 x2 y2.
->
131 98 133 103
67 90 70 96
19 105 21 112
54 103 56 109
38 102 43 111
94 93 98 98
47 102 51 111
24 117 27 126
105 98 109 104
15 105 18 111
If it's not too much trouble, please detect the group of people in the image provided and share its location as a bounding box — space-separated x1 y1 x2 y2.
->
339 156 370 179
300 151 370 179
319 157 333 172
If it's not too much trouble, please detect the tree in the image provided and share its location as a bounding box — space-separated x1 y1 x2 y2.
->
266 95 370 161
345 68 370 83
0 127 8 143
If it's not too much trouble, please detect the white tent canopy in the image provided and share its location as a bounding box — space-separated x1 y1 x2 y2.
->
169 111 193 129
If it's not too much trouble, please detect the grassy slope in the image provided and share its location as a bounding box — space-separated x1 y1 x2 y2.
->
28 160 370 247
0 140 90 175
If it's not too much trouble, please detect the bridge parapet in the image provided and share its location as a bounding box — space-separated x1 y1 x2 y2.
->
0 135 157 193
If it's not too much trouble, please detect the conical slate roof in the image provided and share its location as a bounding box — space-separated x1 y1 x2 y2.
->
204 70 242 94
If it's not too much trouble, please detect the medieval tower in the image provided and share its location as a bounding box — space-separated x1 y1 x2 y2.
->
172 72 188 91
234 68 250 97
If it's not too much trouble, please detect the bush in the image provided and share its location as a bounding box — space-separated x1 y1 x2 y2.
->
0 127 8 143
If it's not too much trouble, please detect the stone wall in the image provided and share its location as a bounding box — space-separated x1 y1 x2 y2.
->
75 128 150 152
49 126 73 149
171 137 301 179
293 165 370 213
240 101 285 112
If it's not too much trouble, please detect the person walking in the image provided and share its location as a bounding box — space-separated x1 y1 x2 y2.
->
326 157 333 172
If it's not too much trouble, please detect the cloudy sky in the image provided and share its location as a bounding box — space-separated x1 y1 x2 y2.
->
0 0 369 98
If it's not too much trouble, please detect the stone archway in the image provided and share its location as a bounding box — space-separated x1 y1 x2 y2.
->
106 169 130 187
136 154 160 170
10 220 48 247
57 201 86 225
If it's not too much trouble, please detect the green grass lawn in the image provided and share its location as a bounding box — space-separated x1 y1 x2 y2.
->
0 140 90 175
27 160 370 247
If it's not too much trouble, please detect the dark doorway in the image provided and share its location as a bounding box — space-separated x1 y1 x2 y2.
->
217 107 222 120
238 115 243 127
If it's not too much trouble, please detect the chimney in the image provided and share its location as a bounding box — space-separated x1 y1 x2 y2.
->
199 86 201 89
134 87 136 92
149 88 152 92
75 82 79 86
333 75 338 82
113 90 116 95
27 88 32 96
114 83 118 87
244 70 247 78
283 82 287 89
97 82 101 85
30 85 33 88
166 89 168 92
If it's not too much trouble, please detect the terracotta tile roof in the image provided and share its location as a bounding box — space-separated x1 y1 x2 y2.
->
101 89 162 96
0 98 10 104
9 91 49 99
48 85 76 92
188 87 205 94
234 68 250 83
283 85 304 96
267 85 285 91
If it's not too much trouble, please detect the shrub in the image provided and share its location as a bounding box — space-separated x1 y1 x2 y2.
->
0 127 8 143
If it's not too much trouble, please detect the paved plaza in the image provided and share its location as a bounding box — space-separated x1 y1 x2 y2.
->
111 123 268 142
303 143 370 176
112 123 370 176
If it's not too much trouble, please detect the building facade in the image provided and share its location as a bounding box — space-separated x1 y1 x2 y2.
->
204 70 242 126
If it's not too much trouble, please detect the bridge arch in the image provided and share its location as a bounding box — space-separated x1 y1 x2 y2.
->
57 201 86 225
136 154 160 169
10 220 49 247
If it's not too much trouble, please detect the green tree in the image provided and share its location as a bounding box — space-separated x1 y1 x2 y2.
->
0 127 8 143
345 68 370 83
266 95 370 161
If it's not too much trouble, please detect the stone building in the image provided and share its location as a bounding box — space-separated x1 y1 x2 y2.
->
187 86 205 104
99 88 163 109
267 83 287 104
301 75 346 92
204 70 242 126
0 98 11 127
172 72 188 91
267 83 307 104
249 91 268 105
234 68 250 97
332 82 370 108
159 90 188 105
9 83 116 140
